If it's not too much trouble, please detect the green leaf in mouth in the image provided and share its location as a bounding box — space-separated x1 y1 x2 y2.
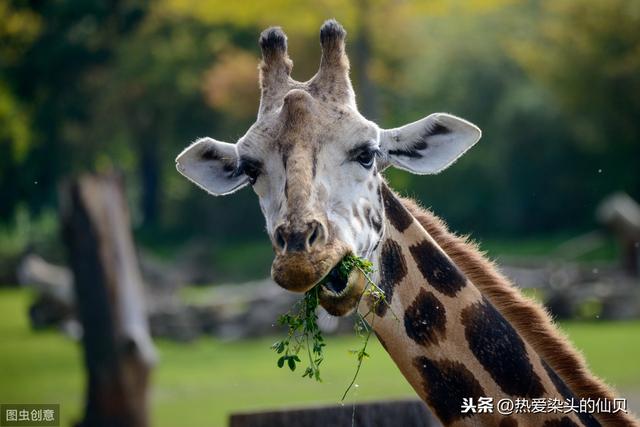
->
272 253 396 400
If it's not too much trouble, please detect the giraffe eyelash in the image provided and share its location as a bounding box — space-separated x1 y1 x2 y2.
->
349 145 380 169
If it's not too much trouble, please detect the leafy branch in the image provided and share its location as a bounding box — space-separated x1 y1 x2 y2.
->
271 253 397 400
341 261 391 401
271 286 325 381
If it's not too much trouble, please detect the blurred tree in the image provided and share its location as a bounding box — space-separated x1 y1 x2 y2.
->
1 0 639 271
1 0 147 220
81 14 224 227
371 1 640 236
0 2 41 218
510 0 640 214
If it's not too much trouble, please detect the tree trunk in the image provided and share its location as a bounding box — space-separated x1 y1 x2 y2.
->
596 192 640 276
60 173 157 427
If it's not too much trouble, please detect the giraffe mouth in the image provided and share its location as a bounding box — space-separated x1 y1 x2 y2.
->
317 256 367 316
319 263 350 295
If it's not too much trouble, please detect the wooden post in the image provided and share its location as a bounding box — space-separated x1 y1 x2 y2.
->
60 173 157 427
229 399 442 427
597 192 640 276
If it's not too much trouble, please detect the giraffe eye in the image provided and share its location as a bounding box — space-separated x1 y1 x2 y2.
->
355 149 376 169
239 159 262 185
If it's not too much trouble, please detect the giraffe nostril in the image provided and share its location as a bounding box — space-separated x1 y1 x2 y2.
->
274 226 287 251
275 221 325 253
308 224 319 247
307 220 325 249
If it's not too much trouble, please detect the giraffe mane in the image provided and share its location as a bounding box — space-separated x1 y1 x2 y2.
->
398 194 639 427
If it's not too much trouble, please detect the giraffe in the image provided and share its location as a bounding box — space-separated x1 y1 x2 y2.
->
175 20 638 427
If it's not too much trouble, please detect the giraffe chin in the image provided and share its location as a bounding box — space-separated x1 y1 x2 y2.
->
318 268 366 317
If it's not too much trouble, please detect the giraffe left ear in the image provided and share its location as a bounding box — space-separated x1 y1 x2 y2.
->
175 137 249 196
379 113 481 175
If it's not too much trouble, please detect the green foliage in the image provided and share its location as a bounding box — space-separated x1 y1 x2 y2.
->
340 255 398 401
272 286 325 381
0 82 32 162
0 207 60 268
272 254 374 384
507 1 640 228
272 253 393 400
336 254 374 282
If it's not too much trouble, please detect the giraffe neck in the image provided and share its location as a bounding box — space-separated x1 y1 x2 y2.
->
359 184 599 427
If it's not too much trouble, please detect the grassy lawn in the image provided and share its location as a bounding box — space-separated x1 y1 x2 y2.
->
1 288 639 427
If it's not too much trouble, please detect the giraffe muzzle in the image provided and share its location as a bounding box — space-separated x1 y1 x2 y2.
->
270 238 348 293
271 247 367 316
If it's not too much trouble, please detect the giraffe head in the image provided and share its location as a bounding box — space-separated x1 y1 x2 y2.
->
176 20 481 313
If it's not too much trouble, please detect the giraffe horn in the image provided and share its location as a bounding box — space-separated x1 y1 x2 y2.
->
258 27 293 114
312 19 354 104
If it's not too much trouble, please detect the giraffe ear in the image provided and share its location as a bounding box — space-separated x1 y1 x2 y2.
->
175 137 249 196
379 113 481 175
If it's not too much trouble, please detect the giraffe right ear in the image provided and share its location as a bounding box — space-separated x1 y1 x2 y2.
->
175 137 249 196
379 113 481 175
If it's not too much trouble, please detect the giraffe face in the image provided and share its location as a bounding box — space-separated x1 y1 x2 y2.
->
246 94 386 295
175 20 481 311
178 91 386 294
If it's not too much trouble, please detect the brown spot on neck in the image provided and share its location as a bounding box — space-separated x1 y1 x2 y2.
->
381 184 413 232
500 417 518 427
403 289 447 347
413 356 485 425
460 297 545 398
543 417 580 427
408 238 467 297
376 238 408 316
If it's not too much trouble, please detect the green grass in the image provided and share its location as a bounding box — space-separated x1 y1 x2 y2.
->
560 321 640 387
0 289 84 424
1 288 639 427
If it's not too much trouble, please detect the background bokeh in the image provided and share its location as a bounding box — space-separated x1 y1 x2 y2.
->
2 0 639 274
1 1 639 426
